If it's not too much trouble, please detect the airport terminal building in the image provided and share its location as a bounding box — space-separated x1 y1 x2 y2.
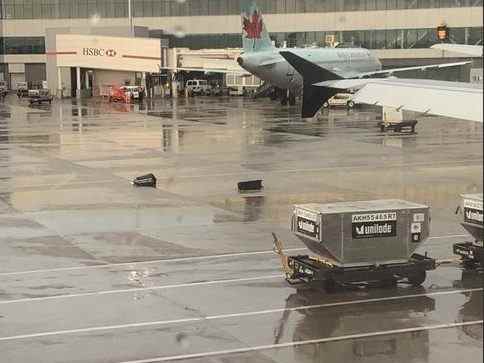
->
0 0 482 94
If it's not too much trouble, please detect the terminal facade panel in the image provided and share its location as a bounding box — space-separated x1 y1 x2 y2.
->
1 0 483 18
0 0 482 90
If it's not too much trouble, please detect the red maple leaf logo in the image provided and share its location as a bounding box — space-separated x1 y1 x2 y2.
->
243 10 263 40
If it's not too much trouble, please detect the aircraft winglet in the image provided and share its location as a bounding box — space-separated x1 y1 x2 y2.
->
280 51 343 118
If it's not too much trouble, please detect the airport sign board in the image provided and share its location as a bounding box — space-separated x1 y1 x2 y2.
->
51 34 160 73
82 48 118 57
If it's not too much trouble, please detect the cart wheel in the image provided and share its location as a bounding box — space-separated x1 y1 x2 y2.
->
407 271 426 286
462 259 478 270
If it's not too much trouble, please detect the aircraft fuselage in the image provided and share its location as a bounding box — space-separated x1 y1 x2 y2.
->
238 47 382 91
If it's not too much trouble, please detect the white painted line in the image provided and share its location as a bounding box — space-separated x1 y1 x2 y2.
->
0 287 480 342
0 179 116 189
428 234 467 239
118 320 484 363
0 274 283 305
150 158 484 179
0 233 469 277
0 248 306 277
0 317 201 342
436 258 461 265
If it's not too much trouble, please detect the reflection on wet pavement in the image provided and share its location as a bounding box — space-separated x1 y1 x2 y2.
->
0 95 482 363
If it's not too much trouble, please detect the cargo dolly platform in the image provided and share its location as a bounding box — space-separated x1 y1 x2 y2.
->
273 233 436 291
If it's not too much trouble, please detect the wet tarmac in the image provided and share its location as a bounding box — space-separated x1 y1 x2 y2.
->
0 95 482 363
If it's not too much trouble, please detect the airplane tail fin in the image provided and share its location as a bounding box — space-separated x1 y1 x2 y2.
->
241 0 274 53
280 51 344 118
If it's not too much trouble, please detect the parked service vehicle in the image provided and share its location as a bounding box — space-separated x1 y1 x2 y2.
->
225 74 261 96
16 82 29 97
0 81 7 100
29 89 53 105
109 86 129 103
211 84 224 96
28 89 40 97
322 93 355 109
0 80 8 92
120 86 140 100
29 95 53 105
228 87 245 96
186 79 211 96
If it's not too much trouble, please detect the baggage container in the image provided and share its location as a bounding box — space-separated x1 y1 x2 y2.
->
132 173 157 188
460 193 483 242
237 180 263 192
291 199 430 267
454 193 483 268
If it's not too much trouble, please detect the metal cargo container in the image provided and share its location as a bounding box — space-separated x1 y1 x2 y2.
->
460 193 483 242
291 199 430 267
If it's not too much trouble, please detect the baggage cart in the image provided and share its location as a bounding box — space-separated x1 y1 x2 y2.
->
273 233 435 291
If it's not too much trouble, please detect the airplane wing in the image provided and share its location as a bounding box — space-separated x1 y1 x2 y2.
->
280 50 481 121
317 78 483 122
357 61 471 78
431 44 483 57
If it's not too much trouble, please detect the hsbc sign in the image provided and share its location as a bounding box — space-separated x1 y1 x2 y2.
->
55 34 160 72
82 48 117 57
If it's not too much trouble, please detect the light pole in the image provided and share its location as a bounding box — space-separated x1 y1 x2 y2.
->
128 0 133 36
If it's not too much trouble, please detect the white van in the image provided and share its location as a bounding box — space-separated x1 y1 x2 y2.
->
186 80 211 96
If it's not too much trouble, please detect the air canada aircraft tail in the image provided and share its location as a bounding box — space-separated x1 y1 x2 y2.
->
241 0 274 53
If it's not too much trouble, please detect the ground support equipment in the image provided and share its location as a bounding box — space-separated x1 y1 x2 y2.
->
453 242 484 268
29 95 53 105
272 233 435 291
378 120 417 133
